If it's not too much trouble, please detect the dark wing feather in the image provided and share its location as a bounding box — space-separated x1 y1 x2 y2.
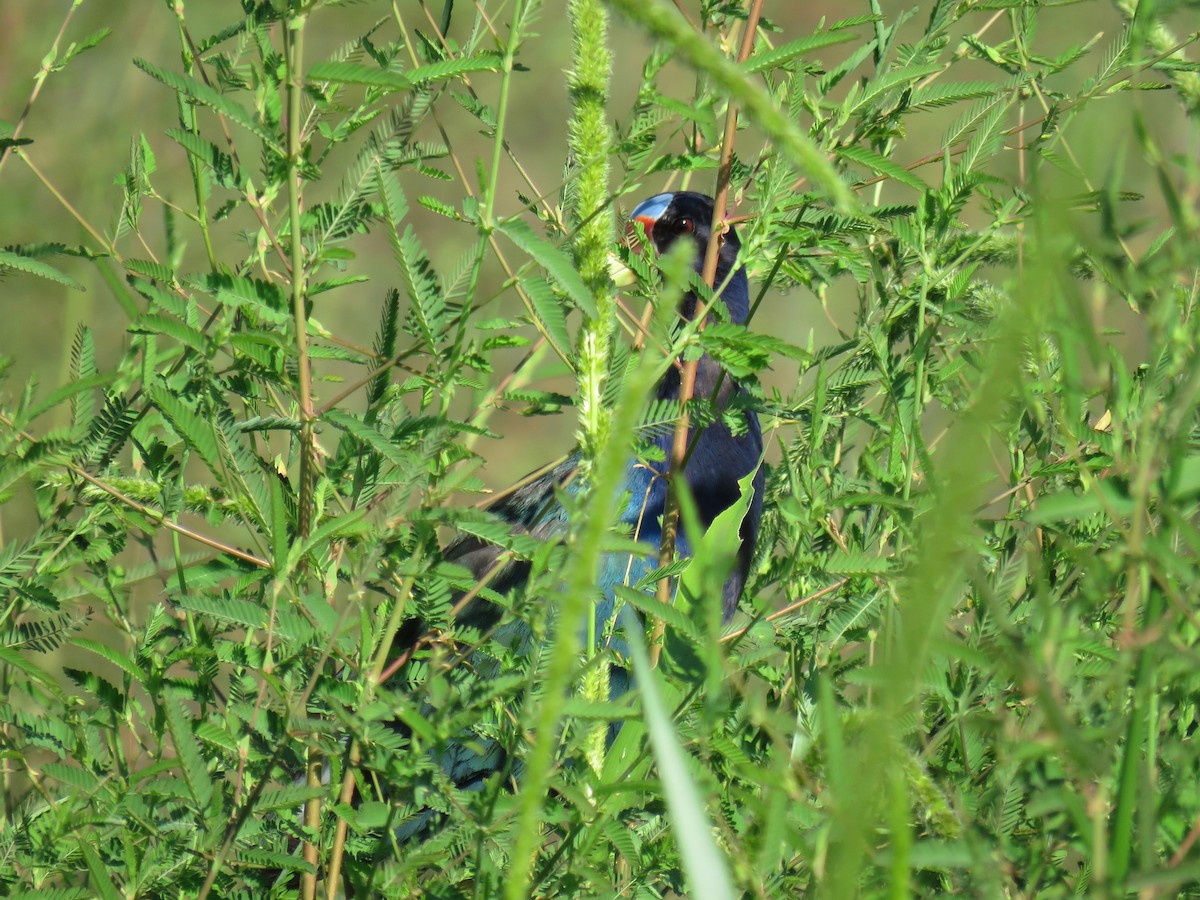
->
446 455 579 630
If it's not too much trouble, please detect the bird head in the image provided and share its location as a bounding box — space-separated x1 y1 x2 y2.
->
628 191 750 325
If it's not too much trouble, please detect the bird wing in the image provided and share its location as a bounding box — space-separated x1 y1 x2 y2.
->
445 455 579 630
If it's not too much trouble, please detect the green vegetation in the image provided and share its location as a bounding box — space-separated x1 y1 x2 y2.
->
1 0 1198 896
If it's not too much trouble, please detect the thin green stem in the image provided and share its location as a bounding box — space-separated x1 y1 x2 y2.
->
282 9 319 898
482 0 528 229
0 3 79 179
506 333 663 900
285 16 313 535
324 552 423 898
172 9 218 271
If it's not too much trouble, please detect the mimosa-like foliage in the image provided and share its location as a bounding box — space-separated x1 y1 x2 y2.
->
0 1 1198 896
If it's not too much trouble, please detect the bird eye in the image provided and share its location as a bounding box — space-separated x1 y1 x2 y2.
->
678 217 695 234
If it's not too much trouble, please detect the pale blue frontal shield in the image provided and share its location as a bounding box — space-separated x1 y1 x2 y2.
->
629 192 672 225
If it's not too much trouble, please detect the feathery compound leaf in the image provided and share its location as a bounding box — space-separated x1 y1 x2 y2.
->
698 322 810 378
76 435 133 486
133 58 283 153
129 313 210 354
148 385 223 472
392 225 447 347
498 218 596 317
742 30 860 73
41 761 101 792
836 145 929 192
1084 30 1128 89
824 551 892 576
820 592 881 645
124 258 177 285
943 81 1020 148
849 62 945 114
521 275 573 361
190 273 289 323
174 594 265 630
290 507 370 570
616 585 701 639
21 373 112 428
255 784 327 812
958 92 1014 176
637 397 683 441
322 409 417 468
0 248 83 290
308 60 413 91
418 195 459 219
909 80 1001 110
406 53 504 85
164 688 215 811
70 638 145 683
69 326 96 433
375 158 410 224
164 127 241 188
369 289 401 405
4 611 85 654
79 843 121 900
